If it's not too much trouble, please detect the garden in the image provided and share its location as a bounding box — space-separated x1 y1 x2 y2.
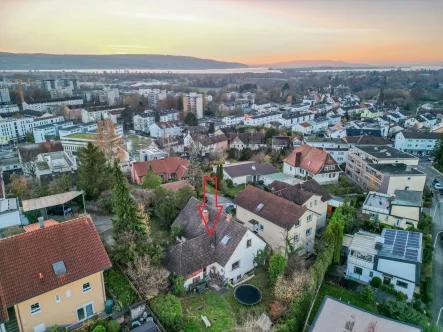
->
103 268 139 311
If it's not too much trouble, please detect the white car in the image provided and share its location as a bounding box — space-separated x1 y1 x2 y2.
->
435 183 442 190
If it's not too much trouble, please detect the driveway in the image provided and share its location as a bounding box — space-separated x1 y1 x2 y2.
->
90 214 115 246
417 160 443 328
205 193 234 206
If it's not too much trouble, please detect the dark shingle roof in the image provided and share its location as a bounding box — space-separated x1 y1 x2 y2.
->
229 132 265 145
344 135 391 145
223 162 277 179
234 185 307 229
164 197 249 275
0 216 111 309
400 130 441 139
273 179 332 204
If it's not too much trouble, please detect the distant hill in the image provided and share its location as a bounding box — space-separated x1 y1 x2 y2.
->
0 53 248 70
256 60 372 68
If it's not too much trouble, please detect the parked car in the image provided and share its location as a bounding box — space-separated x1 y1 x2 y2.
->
428 157 435 162
433 179 440 185
435 183 442 190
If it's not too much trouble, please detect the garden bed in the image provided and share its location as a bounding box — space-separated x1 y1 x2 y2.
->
181 293 235 332
308 282 378 324
104 268 139 311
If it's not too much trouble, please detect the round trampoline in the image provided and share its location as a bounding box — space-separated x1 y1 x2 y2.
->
234 284 262 305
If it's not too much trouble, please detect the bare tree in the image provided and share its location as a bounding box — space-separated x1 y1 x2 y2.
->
126 255 169 300
274 270 309 304
96 120 122 160
19 149 39 179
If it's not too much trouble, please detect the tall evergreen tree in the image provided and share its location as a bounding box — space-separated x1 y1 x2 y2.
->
77 142 111 200
112 161 147 236
142 165 162 189
208 122 215 134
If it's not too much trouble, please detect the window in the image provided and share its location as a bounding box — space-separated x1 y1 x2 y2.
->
310 202 313 208
259 224 264 231
77 303 94 322
396 220 401 227
83 282 91 293
369 271 374 277
314 200 317 206
295 219 301 228
237 275 242 281
246 239 252 248
294 233 300 242
232 261 240 270
55 294 61 303
307 214 312 222
306 228 312 236
396 280 408 289
30 303 41 315
354 267 363 275
66 290 72 298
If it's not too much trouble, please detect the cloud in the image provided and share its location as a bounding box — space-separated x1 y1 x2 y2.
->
112 11 206 22
297 27 380 34
108 44 150 49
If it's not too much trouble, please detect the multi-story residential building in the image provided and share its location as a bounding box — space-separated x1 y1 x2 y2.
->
220 101 250 113
360 107 383 119
98 87 119 106
305 138 349 164
149 136 184 154
0 216 112 332
345 229 422 301
283 145 341 184
346 145 425 194
386 110 406 123
22 97 83 113
138 88 167 108
222 115 244 126
291 103 311 112
33 120 75 143
278 112 315 129
149 121 184 138
346 120 390 138
293 122 313 135
0 102 19 114
50 87 73 99
234 185 318 253
81 105 125 123
183 92 204 119
139 148 168 161
41 79 79 91
244 112 282 126
0 88 11 102
133 111 156 133
308 117 329 133
362 190 422 229
394 130 440 155
35 151 78 179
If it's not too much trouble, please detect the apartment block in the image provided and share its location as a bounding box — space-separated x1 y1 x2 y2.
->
183 92 204 119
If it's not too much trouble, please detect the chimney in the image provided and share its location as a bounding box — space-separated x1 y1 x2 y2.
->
226 214 232 222
406 165 412 172
39 273 44 280
295 152 302 167
202 208 209 225
38 217 44 229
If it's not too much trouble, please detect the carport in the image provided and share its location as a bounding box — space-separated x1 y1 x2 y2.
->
21 191 86 218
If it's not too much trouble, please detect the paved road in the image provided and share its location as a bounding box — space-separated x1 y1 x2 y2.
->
205 193 234 206
417 160 443 329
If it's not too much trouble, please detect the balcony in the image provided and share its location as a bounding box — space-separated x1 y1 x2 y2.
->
348 255 374 270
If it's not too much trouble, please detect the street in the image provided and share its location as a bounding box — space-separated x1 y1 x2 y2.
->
417 159 443 329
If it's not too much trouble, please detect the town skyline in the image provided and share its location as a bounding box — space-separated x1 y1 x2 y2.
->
1 0 442 66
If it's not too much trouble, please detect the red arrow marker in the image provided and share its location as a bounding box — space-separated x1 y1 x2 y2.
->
198 176 223 236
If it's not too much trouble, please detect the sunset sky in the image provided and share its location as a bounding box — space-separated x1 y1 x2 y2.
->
1 0 442 65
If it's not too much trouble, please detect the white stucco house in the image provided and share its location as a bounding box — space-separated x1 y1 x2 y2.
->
163 197 266 287
345 229 422 301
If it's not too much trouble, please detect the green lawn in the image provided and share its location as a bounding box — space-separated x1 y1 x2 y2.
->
323 175 363 196
224 267 274 325
308 282 378 324
150 216 176 247
181 293 235 332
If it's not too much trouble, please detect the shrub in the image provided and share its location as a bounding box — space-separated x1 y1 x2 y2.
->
171 226 184 238
103 320 120 332
150 294 183 332
171 275 187 297
425 278 433 306
269 253 287 285
382 299 430 330
104 268 137 309
396 291 408 302
269 301 288 320
370 277 382 288
225 179 234 188
380 283 396 294
360 285 375 304
92 326 106 332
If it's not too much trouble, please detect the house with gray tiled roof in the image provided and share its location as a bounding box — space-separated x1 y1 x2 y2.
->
163 197 266 287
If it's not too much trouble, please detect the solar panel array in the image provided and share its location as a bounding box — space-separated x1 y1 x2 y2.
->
381 229 422 262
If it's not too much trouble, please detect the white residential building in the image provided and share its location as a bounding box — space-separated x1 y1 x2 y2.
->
222 115 244 126
278 113 315 129
345 229 422 301
0 103 19 114
394 130 440 155
0 88 11 103
244 112 282 126
0 115 64 142
22 97 83 113
138 89 167 108
149 121 184 138
99 87 120 106
305 138 350 164
50 86 73 99
81 106 125 123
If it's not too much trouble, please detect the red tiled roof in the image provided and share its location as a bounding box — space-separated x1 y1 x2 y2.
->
0 216 111 309
299 122 312 128
283 145 337 175
234 185 307 229
161 180 194 191
24 219 59 232
132 157 189 180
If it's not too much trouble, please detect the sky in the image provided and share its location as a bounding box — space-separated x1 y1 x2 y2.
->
0 0 442 65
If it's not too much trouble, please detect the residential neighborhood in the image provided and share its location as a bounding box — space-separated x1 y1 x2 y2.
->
0 6 443 330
